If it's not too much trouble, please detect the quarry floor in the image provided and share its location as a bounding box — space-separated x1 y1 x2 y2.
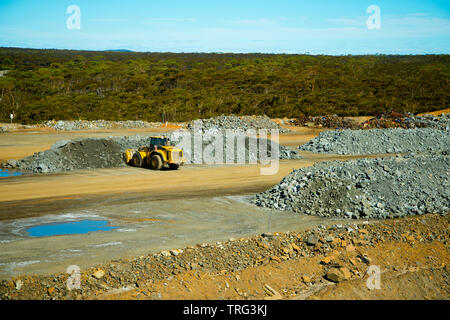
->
0 124 448 300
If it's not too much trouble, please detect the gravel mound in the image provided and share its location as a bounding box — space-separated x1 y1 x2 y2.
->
187 114 289 133
5 134 163 173
0 123 40 133
251 153 450 219
171 128 300 163
0 120 163 133
41 120 162 131
299 128 450 155
9 138 126 173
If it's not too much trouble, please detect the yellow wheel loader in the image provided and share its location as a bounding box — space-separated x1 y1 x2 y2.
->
124 136 186 170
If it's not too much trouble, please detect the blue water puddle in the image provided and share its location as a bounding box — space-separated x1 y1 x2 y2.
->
26 220 119 237
0 169 22 177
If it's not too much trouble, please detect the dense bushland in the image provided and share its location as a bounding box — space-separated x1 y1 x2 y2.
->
0 47 448 123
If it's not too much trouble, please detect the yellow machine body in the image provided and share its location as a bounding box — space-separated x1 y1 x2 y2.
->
124 136 186 170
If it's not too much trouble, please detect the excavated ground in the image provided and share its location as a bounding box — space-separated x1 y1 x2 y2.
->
0 121 448 300
1 213 448 300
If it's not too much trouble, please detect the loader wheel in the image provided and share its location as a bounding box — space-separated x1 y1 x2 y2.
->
132 153 144 168
150 155 163 170
169 163 180 170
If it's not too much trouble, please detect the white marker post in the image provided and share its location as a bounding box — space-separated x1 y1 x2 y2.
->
10 113 13 124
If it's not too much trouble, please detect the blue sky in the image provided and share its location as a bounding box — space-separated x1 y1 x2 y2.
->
0 0 449 54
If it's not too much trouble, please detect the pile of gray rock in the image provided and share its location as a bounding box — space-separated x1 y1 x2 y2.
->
1 120 164 133
0 123 37 133
251 152 449 219
3 138 127 173
186 114 289 134
41 120 162 131
1 133 166 173
170 129 301 163
299 128 450 155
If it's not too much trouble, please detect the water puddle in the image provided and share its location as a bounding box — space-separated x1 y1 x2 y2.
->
0 169 22 178
26 220 118 237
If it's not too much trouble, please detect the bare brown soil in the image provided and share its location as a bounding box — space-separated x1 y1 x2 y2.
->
96 240 449 300
276 127 325 146
90 213 450 300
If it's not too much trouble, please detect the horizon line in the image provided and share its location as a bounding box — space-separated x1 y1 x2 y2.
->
1 46 449 56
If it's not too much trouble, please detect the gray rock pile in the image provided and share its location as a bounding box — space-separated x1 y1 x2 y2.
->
187 114 289 133
5 138 126 173
1 120 164 133
299 128 450 155
170 129 301 163
2 134 162 173
41 120 162 131
0 123 37 133
251 152 450 219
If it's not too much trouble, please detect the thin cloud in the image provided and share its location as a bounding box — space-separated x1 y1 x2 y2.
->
410 13 432 17
383 14 450 27
90 18 128 23
228 18 277 26
329 13 450 29
146 18 198 22
327 17 365 27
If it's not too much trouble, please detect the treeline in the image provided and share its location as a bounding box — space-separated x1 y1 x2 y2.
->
0 47 448 124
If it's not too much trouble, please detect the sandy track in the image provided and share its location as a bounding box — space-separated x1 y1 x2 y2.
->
0 162 312 203
277 127 325 146
0 161 313 221
0 152 391 222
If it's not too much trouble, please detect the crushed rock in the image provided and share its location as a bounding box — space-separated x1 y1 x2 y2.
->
251 152 450 219
299 128 450 155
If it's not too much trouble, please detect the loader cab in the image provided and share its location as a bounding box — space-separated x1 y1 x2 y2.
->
150 136 171 149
